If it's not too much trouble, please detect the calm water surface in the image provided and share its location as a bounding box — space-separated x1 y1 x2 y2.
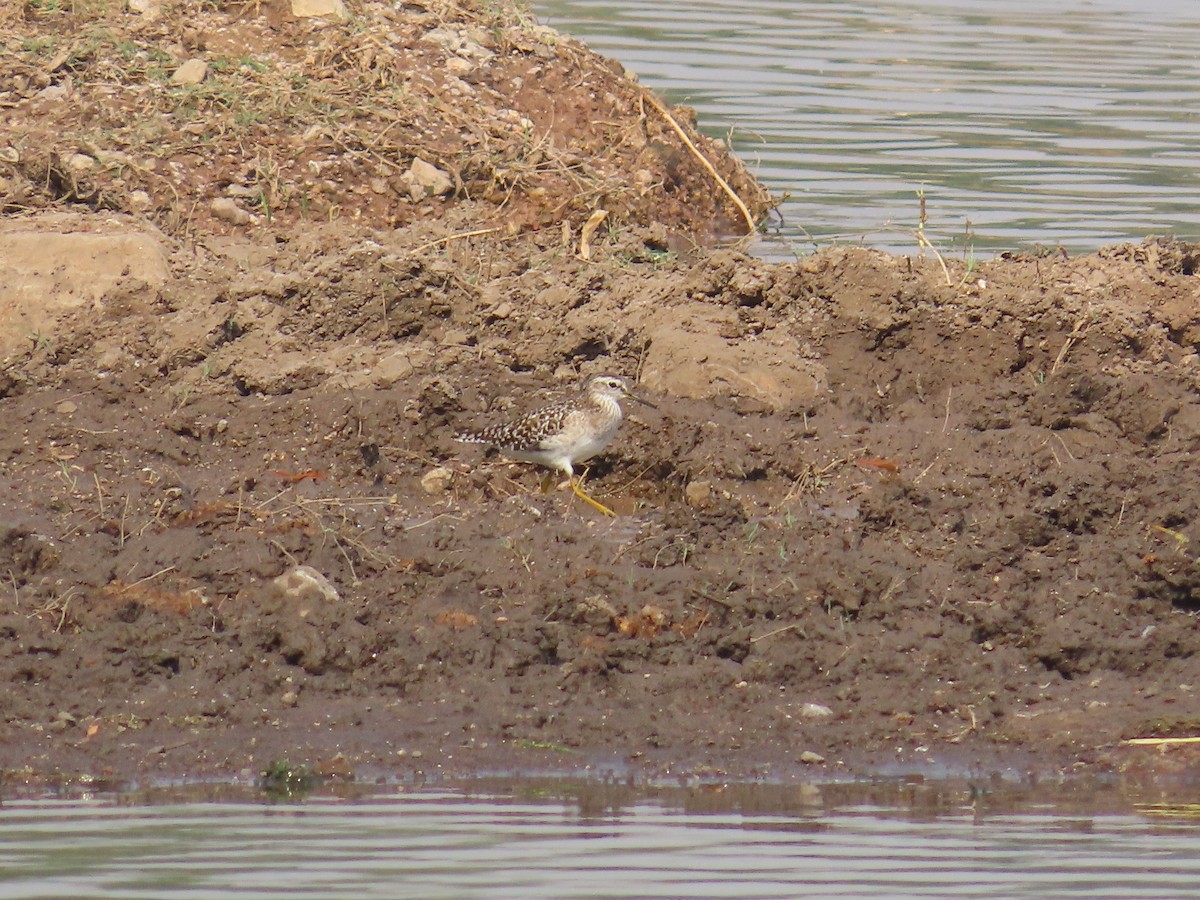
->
536 0 1200 256
3 778 1200 898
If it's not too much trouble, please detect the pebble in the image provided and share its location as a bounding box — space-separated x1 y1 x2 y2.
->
170 58 208 85
270 565 341 608
799 702 834 721
291 0 348 19
798 750 826 765
211 197 251 225
420 466 453 494
404 157 453 200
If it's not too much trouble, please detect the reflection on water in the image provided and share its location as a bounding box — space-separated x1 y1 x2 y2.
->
535 0 1200 257
3 777 1200 899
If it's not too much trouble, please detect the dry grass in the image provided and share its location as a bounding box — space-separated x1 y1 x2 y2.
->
1 0 769 239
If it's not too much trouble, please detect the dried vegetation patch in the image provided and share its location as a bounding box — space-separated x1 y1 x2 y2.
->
1 0 769 238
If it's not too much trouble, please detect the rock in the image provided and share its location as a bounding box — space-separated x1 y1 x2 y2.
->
0 227 169 356
127 0 161 17
170 58 208 86
66 153 95 174
641 307 827 412
404 158 453 201
798 750 826 764
291 0 348 19
420 466 454 494
799 702 834 721
270 565 341 614
421 27 495 62
37 84 71 102
281 690 299 708
128 190 152 211
210 197 251 225
685 480 713 509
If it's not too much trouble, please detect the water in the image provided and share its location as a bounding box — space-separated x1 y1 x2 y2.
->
4 778 1200 898
535 0 1200 257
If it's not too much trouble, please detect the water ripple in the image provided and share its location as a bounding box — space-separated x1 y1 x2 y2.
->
537 0 1200 256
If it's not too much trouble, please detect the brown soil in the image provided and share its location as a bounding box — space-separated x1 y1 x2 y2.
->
2 0 1200 788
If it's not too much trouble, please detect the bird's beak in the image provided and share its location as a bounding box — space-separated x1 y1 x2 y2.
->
627 386 658 409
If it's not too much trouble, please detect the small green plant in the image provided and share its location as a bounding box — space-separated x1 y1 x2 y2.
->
957 219 979 287
21 35 58 56
499 536 533 572
27 0 67 14
259 759 322 800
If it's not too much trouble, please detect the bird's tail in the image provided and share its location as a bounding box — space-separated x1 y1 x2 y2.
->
453 431 490 445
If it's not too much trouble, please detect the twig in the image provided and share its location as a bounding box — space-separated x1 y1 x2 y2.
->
915 187 953 286
129 565 177 587
1049 316 1090 377
1123 736 1200 746
750 622 807 643
269 539 299 566
119 494 130 548
641 92 757 234
406 227 502 256
948 704 978 743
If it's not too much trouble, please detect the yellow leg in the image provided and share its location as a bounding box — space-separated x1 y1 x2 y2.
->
569 474 616 517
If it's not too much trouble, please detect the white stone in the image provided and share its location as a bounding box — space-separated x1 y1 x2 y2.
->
407 157 453 200
291 0 347 19
127 0 161 16
210 197 251 225
799 702 835 721
270 566 341 612
170 58 208 85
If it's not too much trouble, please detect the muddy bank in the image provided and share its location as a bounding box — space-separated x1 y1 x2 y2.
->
2 0 1200 787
